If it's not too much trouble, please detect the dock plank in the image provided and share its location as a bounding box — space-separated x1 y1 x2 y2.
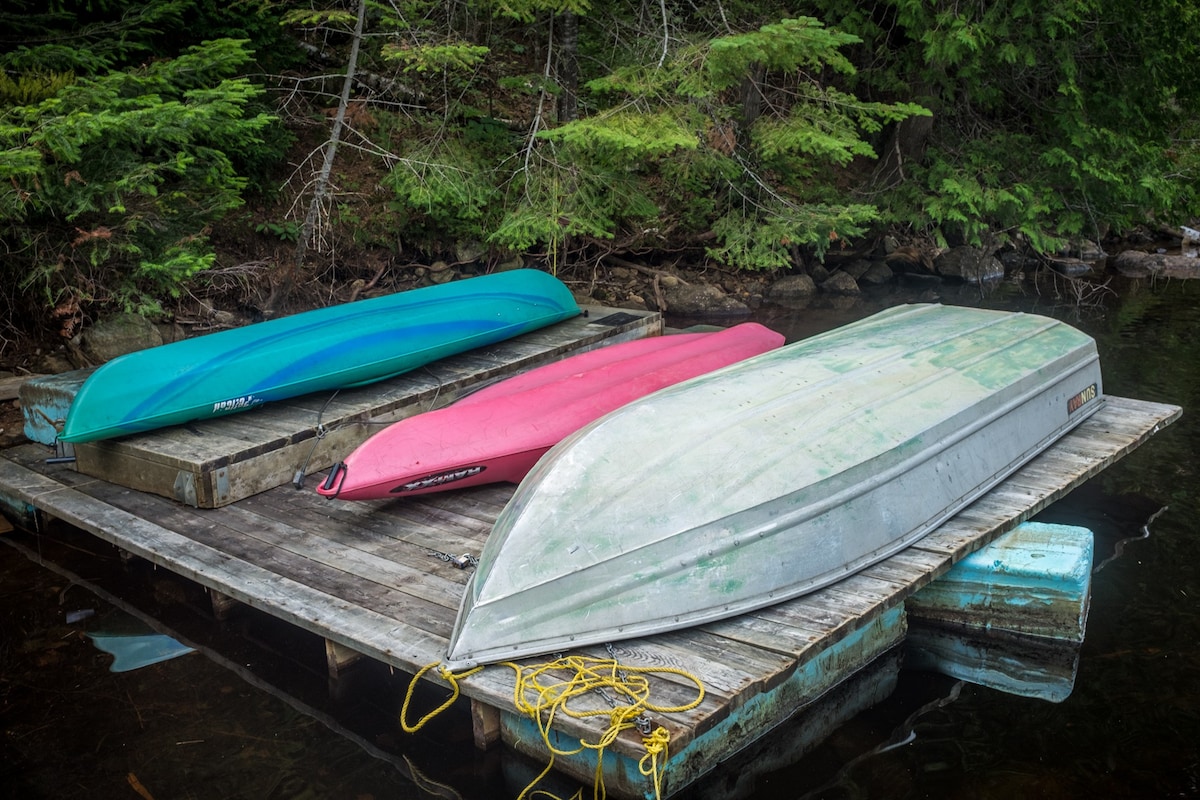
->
0 456 452 666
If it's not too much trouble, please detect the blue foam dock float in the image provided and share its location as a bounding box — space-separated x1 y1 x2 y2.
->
20 370 92 446
906 520 1094 643
903 520 1094 702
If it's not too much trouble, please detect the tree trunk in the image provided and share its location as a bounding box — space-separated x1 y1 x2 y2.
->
556 11 579 123
739 65 765 133
268 0 367 315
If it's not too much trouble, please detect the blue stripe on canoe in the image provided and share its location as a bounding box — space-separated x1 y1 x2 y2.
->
121 307 524 422
63 271 579 441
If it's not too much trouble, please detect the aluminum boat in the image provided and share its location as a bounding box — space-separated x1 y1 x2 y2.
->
445 304 1105 668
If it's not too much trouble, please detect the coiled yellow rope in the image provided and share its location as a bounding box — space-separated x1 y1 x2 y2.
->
399 655 705 800
508 655 705 799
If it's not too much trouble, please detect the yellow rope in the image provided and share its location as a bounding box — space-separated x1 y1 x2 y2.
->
399 661 483 734
639 727 671 799
399 655 705 800
504 655 705 800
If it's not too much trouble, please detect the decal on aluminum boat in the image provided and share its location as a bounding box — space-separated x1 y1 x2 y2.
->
1067 383 1098 414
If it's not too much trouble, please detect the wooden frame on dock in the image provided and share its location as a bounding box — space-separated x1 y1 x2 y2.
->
60 307 662 507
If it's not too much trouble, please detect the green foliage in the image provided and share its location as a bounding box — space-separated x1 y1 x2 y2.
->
0 37 277 317
893 143 1064 253
281 8 359 28
576 18 924 268
489 150 659 267
695 17 860 93
378 13 923 270
0 1 188 75
178 0 305 73
805 0 1200 247
753 85 927 169
709 201 878 270
132 244 218 315
482 0 592 23
382 41 491 73
8 0 1187 325
541 110 698 157
0 70 77 107
382 137 504 236
255 220 301 242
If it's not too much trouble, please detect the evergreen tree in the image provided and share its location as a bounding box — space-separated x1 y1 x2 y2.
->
0 1 291 334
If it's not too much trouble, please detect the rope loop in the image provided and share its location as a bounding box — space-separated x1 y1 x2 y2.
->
399 661 483 734
639 726 672 798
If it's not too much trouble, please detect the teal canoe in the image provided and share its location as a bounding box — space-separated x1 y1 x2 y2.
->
59 270 580 443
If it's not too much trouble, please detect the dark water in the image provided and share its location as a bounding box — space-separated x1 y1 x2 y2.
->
2 272 1197 799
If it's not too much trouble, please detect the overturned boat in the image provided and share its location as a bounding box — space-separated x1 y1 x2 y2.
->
59 270 580 443
318 323 783 499
445 304 1105 668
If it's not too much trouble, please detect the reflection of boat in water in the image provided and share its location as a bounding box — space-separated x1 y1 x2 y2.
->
318 323 784 499
447 304 1106 668
59 270 580 443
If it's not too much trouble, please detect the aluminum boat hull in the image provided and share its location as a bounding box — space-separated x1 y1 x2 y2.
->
445 304 1105 668
317 323 783 499
59 270 580 443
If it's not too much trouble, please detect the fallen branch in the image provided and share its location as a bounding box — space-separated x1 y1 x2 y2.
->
604 255 690 285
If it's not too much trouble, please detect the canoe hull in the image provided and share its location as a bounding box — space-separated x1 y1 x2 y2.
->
446 304 1105 668
60 270 580 443
318 323 784 499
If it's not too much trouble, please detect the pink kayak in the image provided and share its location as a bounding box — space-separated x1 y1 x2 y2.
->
317 322 784 499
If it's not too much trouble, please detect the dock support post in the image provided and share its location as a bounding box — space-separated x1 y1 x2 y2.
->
324 642 360 695
471 699 501 750
208 588 240 621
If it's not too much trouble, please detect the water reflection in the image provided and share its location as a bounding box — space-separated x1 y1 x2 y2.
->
904 625 1081 704
80 609 195 672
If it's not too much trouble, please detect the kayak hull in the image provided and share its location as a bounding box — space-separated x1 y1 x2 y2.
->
318 322 785 499
60 270 580 443
446 304 1105 668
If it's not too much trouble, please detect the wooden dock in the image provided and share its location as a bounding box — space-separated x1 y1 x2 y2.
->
0 310 1182 798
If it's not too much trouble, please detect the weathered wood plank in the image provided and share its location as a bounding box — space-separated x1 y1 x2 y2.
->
89 487 466 632
0 457 451 668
